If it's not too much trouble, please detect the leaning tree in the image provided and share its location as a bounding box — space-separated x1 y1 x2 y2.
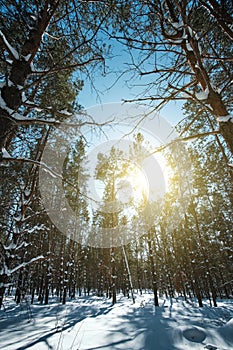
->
109 0 233 153
0 0 110 308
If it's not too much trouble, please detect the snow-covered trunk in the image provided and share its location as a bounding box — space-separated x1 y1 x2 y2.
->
68 245 76 299
77 247 83 297
83 250 88 296
15 270 23 304
0 3 59 154
38 274 44 303
135 243 143 295
0 58 30 152
110 247 117 305
0 242 9 309
0 274 8 309
183 213 204 307
96 254 106 297
62 261 70 305
59 248 64 303
219 121 233 156
182 27 233 155
44 263 50 305
194 282 203 307
121 245 135 303
31 286 35 304
163 0 233 156
191 199 218 307
0 8 55 306
147 229 159 307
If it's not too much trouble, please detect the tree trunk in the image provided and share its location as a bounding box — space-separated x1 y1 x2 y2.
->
0 286 5 309
196 289 203 308
31 288 35 304
0 2 59 153
62 287 67 305
219 121 233 156
121 245 135 303
147 230 159 307
111 247 117 305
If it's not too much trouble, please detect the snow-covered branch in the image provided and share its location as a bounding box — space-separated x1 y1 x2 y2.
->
217 115 233 123
0 156 62 179
0 30 19 61
12 115 113 128
148 130 220 156
30 56 104 75
10 256 45 275
199 0 233 40
0 255 45 277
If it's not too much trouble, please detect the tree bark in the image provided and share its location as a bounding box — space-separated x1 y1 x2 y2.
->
0 1 59 153
111 247 117 305
162 0 233 155
0 274 7 309
147 229 159 307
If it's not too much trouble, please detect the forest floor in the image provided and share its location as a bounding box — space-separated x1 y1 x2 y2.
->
0 292 233 350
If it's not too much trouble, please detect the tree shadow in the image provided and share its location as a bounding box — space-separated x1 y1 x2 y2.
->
1 295 233 350
0 296 114 350
103 300 180 350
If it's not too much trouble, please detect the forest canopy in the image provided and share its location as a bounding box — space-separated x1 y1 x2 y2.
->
0 0 232 308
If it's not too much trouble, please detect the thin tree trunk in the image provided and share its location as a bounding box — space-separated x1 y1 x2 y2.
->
147 229 159 307
111 247 117 305
121 245 135 303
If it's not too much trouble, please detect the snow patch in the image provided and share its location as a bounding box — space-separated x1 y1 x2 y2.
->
30 66 50 73
222 317 233 329
6 59 13 65
13 113 29 120
27 225 45 234
172 21 184 29
7 80 14 87
4 242 17 250
1 147 12 158
186 41 193 51
22 92 27 102
23 54 32 62
168 38 183 44
30 14 37 21
187 26 194 37
58 109 73 116
217 115 232 123
0 93 15 114
181 91 191 98
195 87 209 100
0 296 233 350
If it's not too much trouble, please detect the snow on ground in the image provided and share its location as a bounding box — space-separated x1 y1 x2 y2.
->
0 293 233 350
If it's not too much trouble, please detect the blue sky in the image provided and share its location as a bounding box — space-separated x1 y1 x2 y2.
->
78 75 184 126
77 39 184 126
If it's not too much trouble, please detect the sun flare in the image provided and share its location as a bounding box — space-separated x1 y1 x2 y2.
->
94 152 172 209
115 154 171 206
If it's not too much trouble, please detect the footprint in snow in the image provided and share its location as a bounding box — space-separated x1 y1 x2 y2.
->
182 326 206 343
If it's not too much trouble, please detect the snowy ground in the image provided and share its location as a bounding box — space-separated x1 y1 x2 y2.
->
0 293 233 350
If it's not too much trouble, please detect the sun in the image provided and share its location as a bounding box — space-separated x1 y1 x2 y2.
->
115 153 171 207
128 165 149 200
115 166 147 205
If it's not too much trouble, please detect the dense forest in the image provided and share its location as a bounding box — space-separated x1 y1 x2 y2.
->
0 0 232 312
